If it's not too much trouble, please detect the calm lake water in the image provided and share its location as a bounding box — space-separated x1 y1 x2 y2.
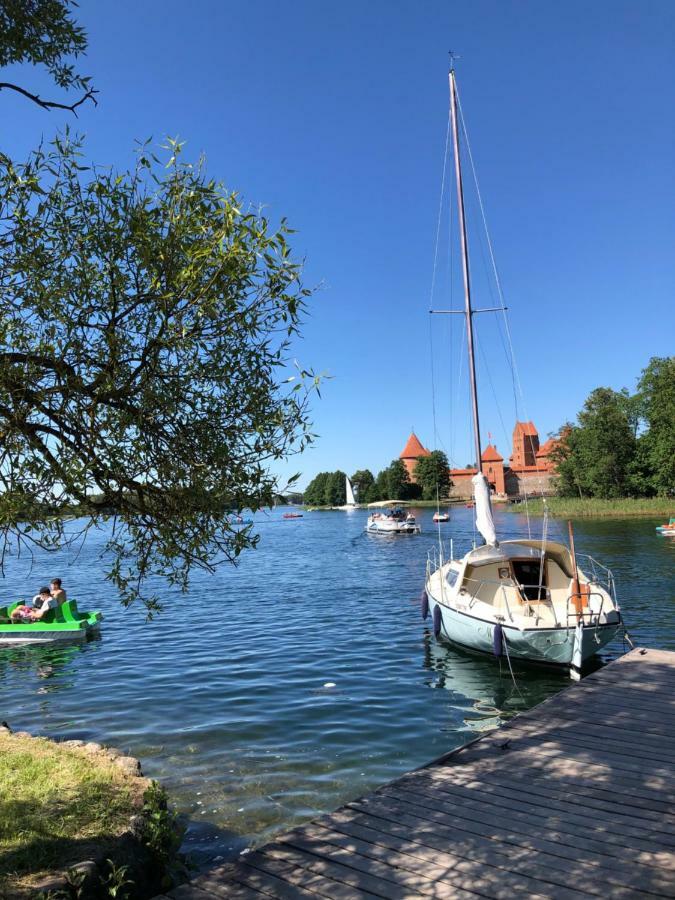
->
0 507 673 864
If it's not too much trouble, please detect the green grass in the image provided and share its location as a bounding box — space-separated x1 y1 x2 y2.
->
0 733 144 894
506 497 674 518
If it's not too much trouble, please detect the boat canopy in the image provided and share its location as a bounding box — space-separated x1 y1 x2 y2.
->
466 539 575 577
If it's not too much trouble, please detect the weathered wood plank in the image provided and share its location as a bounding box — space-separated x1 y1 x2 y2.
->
404 773 675 844
419 769 675 835
336 804 675 897
350 793 674 875
373 784 675 867
168 881 267 899
262 841 422 898
320 809 656 899
302 822 592 900
243 851 384 900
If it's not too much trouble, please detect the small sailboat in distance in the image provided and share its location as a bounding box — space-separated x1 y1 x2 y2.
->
423 67 622 678
334 476 358 510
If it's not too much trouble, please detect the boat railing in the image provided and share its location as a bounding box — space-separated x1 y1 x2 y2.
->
575 554 616 603
565 590 607 628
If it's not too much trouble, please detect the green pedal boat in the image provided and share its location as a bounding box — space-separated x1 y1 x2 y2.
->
0 600 102 644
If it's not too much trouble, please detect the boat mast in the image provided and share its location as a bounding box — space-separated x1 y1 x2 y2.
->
449 69 483 473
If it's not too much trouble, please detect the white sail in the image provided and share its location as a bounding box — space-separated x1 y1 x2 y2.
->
472 473 498 547
345 476 356 506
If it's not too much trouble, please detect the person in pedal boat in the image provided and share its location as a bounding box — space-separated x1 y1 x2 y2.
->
50 577 66 605
10 586 58 623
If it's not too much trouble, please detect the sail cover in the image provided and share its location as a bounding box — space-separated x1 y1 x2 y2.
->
345 476 356 506
472 473 498 546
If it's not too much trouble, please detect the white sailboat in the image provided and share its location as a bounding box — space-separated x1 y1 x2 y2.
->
424 69 622 677
333 476 358 510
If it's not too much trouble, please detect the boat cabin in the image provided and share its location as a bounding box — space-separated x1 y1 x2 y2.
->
452 540 581 625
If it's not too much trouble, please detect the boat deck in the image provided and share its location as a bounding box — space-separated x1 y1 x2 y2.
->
158 648 675 899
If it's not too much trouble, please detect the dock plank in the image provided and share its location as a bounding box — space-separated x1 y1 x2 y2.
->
162 648 675 899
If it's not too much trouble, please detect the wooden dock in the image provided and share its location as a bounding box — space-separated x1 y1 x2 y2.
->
159 648 675 899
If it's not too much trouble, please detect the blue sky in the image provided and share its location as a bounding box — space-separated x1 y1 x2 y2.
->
4 0 674 489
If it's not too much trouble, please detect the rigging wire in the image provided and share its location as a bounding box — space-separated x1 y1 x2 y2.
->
455 81 561 541
426 100 453 546
428 102 453 453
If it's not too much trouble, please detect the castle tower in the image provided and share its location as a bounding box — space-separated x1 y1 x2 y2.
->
399 432 431 482
482 444 505 495
511 421 540 468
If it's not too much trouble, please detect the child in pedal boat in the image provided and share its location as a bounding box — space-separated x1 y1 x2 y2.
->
10 580 65 623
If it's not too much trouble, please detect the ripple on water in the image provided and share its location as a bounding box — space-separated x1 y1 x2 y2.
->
0 508 672 863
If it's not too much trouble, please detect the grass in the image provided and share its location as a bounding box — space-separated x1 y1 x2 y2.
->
506 496 674 518
0 732 145 894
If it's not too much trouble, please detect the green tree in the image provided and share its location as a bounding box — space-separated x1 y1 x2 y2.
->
0 135 317 613
324 470 347 506
350 469 374 502
413 451 451 500
385 459 411 501
303 472 329 507
636 356 675 496
0 0 97 112
553 388 636 499
365 470 387 503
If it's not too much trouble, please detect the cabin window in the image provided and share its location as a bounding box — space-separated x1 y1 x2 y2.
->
446 569 458 588
511 560 547 601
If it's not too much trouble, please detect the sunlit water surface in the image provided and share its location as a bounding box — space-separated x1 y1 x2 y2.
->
0 508 673 864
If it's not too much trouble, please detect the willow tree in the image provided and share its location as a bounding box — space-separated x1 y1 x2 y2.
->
0 0 97 113
0 135 317 612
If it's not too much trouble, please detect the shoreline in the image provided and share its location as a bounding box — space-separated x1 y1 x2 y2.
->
506 497 673 518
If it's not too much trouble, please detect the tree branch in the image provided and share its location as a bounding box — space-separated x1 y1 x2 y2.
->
0 82 98 115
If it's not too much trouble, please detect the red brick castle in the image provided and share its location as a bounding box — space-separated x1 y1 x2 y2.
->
399 422 558 499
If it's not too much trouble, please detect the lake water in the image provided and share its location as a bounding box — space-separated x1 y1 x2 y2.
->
0 507 673 865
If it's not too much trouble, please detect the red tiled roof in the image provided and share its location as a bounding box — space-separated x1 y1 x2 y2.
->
399 433 431 460
536 438 558 458
513 421 538 436
450 468 477 477
482 444 503 462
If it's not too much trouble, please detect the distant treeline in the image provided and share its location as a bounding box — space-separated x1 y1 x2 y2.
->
553 356 674 499
304 452 451 506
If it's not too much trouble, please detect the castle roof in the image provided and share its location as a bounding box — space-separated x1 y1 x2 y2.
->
482 444 503 462
400 433 431 460
536 437 558 458
513 421 538 436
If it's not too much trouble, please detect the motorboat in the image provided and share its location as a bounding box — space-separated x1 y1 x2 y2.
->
423 68 622 677
432 512 450 523
283 512 303 519
0 600 101 645
366 509 421 535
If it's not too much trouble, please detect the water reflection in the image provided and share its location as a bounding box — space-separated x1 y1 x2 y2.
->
421 628 568 733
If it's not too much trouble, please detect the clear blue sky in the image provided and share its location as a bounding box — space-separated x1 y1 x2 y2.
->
4 1 674 489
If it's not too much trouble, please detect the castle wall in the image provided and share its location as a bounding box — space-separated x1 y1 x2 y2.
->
505 469 556 496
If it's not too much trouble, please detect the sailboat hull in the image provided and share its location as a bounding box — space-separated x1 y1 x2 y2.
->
427 594 621 668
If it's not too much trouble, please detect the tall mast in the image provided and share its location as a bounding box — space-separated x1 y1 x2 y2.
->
449 69 483 473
